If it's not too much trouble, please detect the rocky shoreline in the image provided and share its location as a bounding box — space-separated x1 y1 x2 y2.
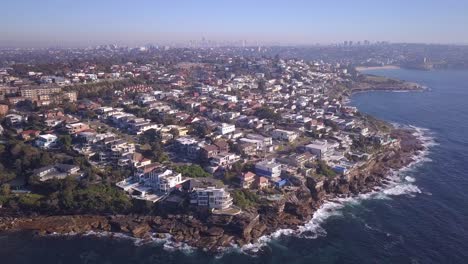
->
0 128 425 252
352 74 425 93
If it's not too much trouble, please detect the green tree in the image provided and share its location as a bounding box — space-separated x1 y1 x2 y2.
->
174 164 211 178
0 164 15 184
63 102 78 114
232 189 259 209
169 128 180 138
254 107 281 121
0 183 11 196
60 135 72 150
316 161 337 178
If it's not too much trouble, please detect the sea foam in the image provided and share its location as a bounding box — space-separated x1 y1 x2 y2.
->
50 125 436 256
239 125 436 254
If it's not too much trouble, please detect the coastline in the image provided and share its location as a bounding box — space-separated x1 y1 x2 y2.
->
350 88 426 94
355 65 401 71
0 68 432 253
0 125 430 252
242 125 434 253
351 70 426 93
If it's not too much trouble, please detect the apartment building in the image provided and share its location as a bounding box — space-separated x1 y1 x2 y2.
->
190 186 233 210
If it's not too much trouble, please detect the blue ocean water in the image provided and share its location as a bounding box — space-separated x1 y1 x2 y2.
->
1 69 468 264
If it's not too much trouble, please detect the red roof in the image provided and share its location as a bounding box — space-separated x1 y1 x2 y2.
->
21 129 40 135
258 176 269 183
239 171 256 180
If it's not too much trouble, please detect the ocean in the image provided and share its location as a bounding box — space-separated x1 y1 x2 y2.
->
1 69 468 264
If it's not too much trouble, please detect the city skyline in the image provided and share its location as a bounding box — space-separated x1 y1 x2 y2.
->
2 0 468 47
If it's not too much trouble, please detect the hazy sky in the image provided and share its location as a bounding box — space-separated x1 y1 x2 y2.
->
2 0 468 47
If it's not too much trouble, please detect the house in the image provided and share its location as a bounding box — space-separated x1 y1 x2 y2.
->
190 186 233 210
183 178 224 191
237 172 256 188
165 125 189 136
210 153 240 167
20 130 41 141
0 104 8 116
271 129 297 142
214 139 229 153
278 152 315 168
135 94 156 105
131 122 161 135
239 134 273 151
35 134 58 149
255 159 282 179
75 131 98 143
42 108 64 119
332 165 348 175
200 145 219 160
246 133 273 147
100 139 136 163
134 163 161 178
239 142 257 156
65 122 90 134
33 164 81 181
115 163 161 200
144 169 183 194
5 114 23 126
255 176 269 189
132 153 152 168
305 140 338 159
275 178 288 188
359 127 369 136
174 136 201 160
118 152 151 168
217 123 236 135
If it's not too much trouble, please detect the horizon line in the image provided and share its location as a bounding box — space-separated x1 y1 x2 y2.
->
2 41 468 50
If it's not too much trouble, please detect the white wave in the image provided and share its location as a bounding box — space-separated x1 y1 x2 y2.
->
405 176 416 182
363 223 390 236
53 230 195 255
240 125 435 254
383 184 421 196
48 125 436 256
408 125 439 148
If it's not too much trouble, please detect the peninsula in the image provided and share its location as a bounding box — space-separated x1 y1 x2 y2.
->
0 47 426 251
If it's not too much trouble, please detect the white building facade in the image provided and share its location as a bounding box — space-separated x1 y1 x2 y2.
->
191 187 233 210
271 129 297 142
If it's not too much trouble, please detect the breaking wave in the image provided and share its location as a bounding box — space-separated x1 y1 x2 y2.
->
52 231 195 255
240 125 436 254
50 125 436 256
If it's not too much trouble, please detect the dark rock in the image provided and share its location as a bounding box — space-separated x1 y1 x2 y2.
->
204 226 224 237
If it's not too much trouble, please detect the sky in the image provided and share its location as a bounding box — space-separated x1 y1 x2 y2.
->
2 0 468 47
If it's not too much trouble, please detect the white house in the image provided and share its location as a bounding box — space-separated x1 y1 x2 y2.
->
305 140 339 160
218 123 236 135
190 186 233 210
145 169 183 194
255 159 282 179
210 153 240 167
33 164 81 181
240 133 273 151
271 129 297 142
35 134 58 149
5 114 23 126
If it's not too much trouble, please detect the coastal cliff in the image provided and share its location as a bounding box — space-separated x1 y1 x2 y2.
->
0 129 424 251
352 74 425 93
